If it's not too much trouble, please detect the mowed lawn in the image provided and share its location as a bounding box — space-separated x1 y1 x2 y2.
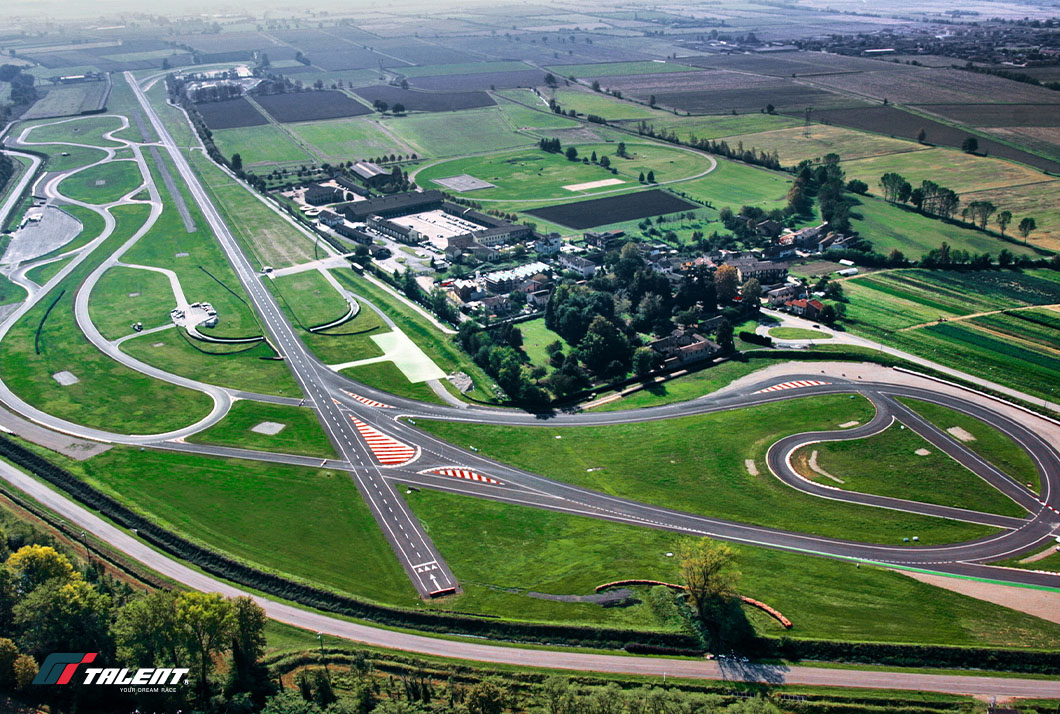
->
87 265 175 340
899 397 1042 493
412 395 997 545
616 112 802 142
676 158 791 212
212 124 314 166
416 142 710 202
384 107 534 158
58 160 144 204
546 88 660 121
407 489 1060 647
286 118 412 164
0 204 215 433
270 270 350 328
187 400 337 458
341 360 446 406
23 115 125 148
517 317 566 366
496 94 580 130
793 424 1026 517
77 447 419 606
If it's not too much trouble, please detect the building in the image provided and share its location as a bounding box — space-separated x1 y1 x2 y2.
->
368 216 419 244
349 161 390 187
482 261 551 293
766 284 801 306
318 210 344 228
335 175 369 197
648 328 721 365
583 230 625 249
534 234 562 255
755 219 784 238
557 253 597 279
341 190 444 221
473 223 532 247
334 222 372 244
785 298 824 320
304 184 344 206
725 258 788 285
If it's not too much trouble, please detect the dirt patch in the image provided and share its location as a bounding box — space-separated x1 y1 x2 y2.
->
808 449 844 484
838 420 859 428
527 588 635 607
914 448 931 456
946 426 976 443
901 570 1060 625
744 459 759 476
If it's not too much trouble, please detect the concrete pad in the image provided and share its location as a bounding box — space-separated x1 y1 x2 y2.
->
915 448 931 456
947 426 976 442
128 291 140 298
94 179 106 186
52 371 79 386
250 421 286 435
838 420 859 428
152 342 165 347
1 205 82 265
563 178 625 192
330 330 445 383
175 252 189 258
432 174 495 192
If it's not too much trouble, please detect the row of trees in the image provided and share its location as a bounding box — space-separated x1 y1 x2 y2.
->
634 122 783 171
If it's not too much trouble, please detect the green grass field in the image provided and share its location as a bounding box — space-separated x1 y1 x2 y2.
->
187 400 337 458
793 424 1025 517
190 151 317 269
87 265 174 340
23 115 125 148
843 147 1050 196
768 327 831 340
517 317 566 366
675 158 791 212
412 395 996 545
75 446 419 606
146 81 199 149
547 88 660 121
850 197 1040 259
407 489 1060 646
212 125 314 166
960 179 1060 251
548 61 700 78
286 118 410 164
899 397 1042 493
0 272 26 307
496 94 581 130
31 205 106 264
616 113 802 142
40 145 108 172
58 160 144 204
270 270 350 328
341 359 446 405
722 125 927 166
417 142 710 202
384 107 534 158
24 257 72 286
0 204 214 433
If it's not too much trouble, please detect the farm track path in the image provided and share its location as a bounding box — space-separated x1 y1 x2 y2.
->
898 302 1060 331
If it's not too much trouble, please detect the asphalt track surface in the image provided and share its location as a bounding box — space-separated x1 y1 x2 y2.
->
0 73 1059 695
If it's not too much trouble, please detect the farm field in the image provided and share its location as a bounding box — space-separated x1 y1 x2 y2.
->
544 88 661 120
383 107 534 158
285 118 411 164
0 204 215 433
769 327 830 340
899 397 1042 493
253 90 372 123
548 61 700 77
351 85 495 113
911 103 1060 128
958 180 1060 251
212 124 314 166
406 489 1060 646
982 126 1060 161
23 115 124 147
76 447 419 607
841 147 1052 196
806 67 1060 107
619 113 802 142
186 400 337 459
21 80 108 120
408 70 550 91
58 160 143 204
849 196 1042 259
194 98 267 130
415 142 711 202
792 425 1025 517
412 395 996 546
723 124 927 166
526 189 699 230
398 61 532 78
800 105 1060 174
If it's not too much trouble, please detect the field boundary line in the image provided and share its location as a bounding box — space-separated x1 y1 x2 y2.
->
898 302 1060 332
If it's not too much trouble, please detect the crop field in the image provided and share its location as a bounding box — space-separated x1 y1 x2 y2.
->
23 115 125 147
982 126 1060 161
384 108 534 158
527 189 699 230
802 106 1060 174
194 98 267 130
415 142 711 202
958 180 1060 251
399 61 533 78
58 160 143 204
620 112 802 142
723 125 927 166
21 81 109 120
682 51 893 77
548 61 700 77
413 395 994 545
841 147 1051 196
309 49 406 72
849 197 1041 258
911 103 1060 128
546 88 660 120
286 118 410 164
0 204 215 433
653 84 859 116
373 42 476 67
212 125 314 166
408 70 551 92
968 308 1060 358
406 489 1060 645
351 85 495 112
793 425 1025 517
806 67 1060 107
253 90 372 123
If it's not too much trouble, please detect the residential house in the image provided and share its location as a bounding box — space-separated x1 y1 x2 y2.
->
785 298 824 320
648 328 721 365
534 234 563 255
557 253 597 279
766 284 801 306
725 258 789 285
